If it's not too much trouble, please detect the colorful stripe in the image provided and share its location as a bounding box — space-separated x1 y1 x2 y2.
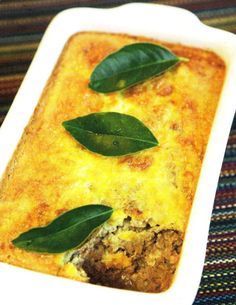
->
0 1 235 304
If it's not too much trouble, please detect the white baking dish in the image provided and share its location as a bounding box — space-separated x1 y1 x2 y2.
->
0 3 236 305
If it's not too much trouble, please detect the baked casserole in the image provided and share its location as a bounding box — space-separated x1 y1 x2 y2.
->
0 32 225 292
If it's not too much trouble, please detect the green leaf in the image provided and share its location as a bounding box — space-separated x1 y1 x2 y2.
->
12 205 113 253
89 43 181 93
62 112 158 156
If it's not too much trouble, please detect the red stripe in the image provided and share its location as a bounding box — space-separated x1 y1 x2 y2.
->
174 0 236 11
209 232 236 239
215 191 236 198
204 262 236 270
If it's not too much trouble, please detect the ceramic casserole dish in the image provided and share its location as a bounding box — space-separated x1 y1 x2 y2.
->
0 3 236 305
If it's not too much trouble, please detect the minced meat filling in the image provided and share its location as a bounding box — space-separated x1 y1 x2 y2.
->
70 217 183 292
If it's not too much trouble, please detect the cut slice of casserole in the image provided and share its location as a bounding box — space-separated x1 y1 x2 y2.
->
0 32 225 293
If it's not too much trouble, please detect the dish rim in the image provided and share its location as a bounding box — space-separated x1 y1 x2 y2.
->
0 3 236 305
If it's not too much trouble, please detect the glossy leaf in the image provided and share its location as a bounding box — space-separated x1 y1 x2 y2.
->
89 43 180 93
62 112 158 156
12 205 113 253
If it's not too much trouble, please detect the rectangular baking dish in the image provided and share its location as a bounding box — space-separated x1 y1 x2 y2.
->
0 3 236 305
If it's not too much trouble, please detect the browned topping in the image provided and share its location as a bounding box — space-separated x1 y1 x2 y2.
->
182 97 197 112
35 202 50 220
119 155 153 171
184 171 194 181
0 243 6 250
82 41 115 67
170 122 180 131
55 208 68 216
156 84 173 96
124 83 148 98
126 207 143 217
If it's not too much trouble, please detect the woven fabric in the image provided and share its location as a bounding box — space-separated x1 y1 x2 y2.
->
0 1 235 304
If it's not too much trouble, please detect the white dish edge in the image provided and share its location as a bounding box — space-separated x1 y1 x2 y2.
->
0 3 236 305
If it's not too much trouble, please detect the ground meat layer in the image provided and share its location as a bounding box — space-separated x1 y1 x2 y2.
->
70 217 183 292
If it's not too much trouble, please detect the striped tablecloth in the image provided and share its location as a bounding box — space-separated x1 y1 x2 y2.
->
0 1 235 304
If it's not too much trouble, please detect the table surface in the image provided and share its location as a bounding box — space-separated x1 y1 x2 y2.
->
0 1 235 304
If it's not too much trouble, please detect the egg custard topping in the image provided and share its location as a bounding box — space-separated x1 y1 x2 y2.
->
0 32 225 292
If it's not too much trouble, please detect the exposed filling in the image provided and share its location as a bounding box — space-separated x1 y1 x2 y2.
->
69 217 183 292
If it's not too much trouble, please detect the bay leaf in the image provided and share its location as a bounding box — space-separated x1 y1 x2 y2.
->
89 43 180 93
12 205 113 253
62 112 158 156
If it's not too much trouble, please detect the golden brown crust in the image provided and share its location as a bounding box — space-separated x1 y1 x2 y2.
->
0 32 225 290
